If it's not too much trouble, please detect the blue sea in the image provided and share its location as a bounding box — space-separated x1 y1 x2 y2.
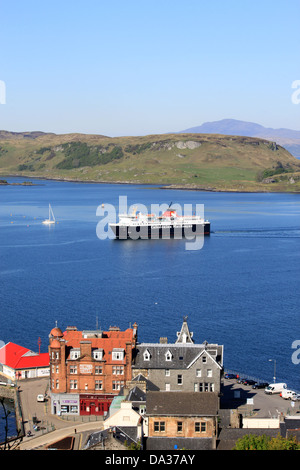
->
0 176 299 397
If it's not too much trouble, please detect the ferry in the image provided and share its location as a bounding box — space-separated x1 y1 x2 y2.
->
109 207 210 240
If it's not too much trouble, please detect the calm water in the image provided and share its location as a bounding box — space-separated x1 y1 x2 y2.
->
0 177 299 396
0 398 17 443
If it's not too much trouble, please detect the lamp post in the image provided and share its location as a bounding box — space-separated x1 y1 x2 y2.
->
269 359 276 383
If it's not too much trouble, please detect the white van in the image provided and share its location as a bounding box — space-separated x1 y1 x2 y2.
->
37 394 45 402
281 389 295 400
264 383 287 395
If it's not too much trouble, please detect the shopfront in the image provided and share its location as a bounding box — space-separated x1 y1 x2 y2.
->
51 393 80 416
79 394 114 416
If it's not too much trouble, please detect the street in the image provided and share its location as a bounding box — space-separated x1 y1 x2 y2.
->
16 377 103 450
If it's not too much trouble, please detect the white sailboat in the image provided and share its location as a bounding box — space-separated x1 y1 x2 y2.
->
42 204 56 225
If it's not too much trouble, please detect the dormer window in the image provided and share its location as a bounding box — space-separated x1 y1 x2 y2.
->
165 350 173 361
143 349 151 361
70 349 80 360
93 349 103 361
112 348 124 361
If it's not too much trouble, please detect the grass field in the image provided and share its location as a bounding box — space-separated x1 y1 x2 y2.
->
0 131 299 192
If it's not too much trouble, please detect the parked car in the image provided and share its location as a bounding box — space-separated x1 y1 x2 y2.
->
37 394 45 402
280 389 295 399
237 377 246 384
252 382 269 389
291 393 300 401
242 379 257 386
224 373 238 379
264 383 287 395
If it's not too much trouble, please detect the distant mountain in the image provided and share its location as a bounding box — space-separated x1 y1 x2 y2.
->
179 119 300 158
0 130 56 140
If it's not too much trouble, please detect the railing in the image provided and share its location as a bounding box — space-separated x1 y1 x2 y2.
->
224 369 300 395
59 413 104 423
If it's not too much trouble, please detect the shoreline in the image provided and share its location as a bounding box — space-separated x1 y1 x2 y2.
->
1 173 300 194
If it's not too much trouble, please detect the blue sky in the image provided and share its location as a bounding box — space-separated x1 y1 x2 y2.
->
0 0 299 136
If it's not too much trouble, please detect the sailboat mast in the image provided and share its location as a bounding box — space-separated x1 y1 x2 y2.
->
49 204 55 222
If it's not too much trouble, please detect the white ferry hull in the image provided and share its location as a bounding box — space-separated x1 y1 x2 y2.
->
109 222 210 239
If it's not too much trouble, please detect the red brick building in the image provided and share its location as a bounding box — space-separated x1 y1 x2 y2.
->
49 323 138 416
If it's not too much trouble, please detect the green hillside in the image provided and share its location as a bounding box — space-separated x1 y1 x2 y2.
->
0 131 299 192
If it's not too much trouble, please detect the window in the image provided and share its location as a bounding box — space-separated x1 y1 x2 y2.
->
112 349 124 361
56 379 59 389
195 422 206 433
154 421 165 433
143 349 151 361
177 421 183 433
165 350 172 361
165 369 170 376
70 365 77 374
113 366 124 375
202 355 207 363
95 380 103 390
112 380 124 390
70 380 78 390
207 369 212 377
93 349 103 361
177 374 183 385
70 349 80 360
199 383 203 392
196 369 201 377
95 366 103 375
165 383 170 391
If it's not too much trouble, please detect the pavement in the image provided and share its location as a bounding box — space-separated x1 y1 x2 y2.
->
220 378 300 419
8 376 300 450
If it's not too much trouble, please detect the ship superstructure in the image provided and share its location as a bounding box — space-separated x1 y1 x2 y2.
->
109 206 210 240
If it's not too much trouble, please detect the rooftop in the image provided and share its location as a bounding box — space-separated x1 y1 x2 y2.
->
0 342 49 370
146 391 219 417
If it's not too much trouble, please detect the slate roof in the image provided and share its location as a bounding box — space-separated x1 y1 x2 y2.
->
133 342 223 370
145 436 213 451
217 428 280 450
146 391 219 417
126 386 146 403
131 373 160 391
85 426 138 449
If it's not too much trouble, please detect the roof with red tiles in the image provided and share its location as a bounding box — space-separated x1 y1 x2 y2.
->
52 327 136 362
0 342 49 370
